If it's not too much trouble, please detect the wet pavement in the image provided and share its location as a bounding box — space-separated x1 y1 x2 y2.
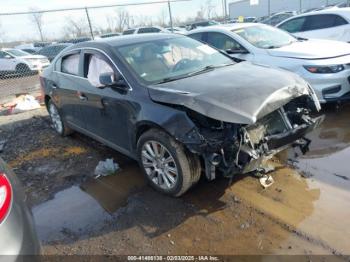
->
1 104 350 256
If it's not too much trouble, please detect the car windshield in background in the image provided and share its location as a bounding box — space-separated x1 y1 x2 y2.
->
116 37 234 85
6 49 30 57
233 25 297 49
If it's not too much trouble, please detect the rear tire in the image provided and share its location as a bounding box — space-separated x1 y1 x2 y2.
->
47 100 73 136
137 129 201 197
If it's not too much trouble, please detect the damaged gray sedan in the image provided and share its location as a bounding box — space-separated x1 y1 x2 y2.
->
41 34 322 196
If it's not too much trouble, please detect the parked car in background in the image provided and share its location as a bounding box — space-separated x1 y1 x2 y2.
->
165 27 187 34
122 26 167 35
99 33 121 38
277 8 350 42
186 20 219 30
0 157 41 255
0 48 50 75
259 11 297 26
58 37 91 44
41 33 321 196
19 48 37 54
188 23 350 103
230 17 257 23
35 43 72 62
15 42 50 52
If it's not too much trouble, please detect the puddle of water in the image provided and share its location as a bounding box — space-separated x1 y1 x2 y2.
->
33 166 146 242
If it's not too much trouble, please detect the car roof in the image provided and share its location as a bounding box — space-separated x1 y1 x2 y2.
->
67 33 182 50
279 7 350 24
187 23 259 34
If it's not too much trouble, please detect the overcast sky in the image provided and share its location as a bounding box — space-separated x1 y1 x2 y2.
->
0 0 228 42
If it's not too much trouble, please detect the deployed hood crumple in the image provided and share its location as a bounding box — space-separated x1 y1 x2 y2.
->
267 39 350 59
148 62 314 125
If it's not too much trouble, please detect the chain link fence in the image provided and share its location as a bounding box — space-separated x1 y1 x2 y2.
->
0 0 226 113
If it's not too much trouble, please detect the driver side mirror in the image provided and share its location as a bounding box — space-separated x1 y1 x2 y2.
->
225 48 249 55
99 72 128 89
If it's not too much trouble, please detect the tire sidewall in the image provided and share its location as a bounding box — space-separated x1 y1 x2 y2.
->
137 131 185 196
47 100 64 136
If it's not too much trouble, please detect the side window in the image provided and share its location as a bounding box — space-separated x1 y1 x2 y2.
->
334 15 348 26
304 14 347 31
279 17 306 33
61 53 80 75
0 51 7 58
189 33 204 42
85 54 114 87
207 32 243 51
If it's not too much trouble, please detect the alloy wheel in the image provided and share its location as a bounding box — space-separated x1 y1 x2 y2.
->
141 141 178 190
49 103 63 134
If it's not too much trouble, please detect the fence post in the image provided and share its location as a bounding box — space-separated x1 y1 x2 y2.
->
85 7 94 39
167 0 174 32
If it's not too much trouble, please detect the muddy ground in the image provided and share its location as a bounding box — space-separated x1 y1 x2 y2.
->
0 104 350 257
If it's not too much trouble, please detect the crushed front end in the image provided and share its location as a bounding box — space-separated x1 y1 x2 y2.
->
184 95 323 180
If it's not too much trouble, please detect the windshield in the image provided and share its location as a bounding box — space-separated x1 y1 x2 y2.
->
116 36 234 84
6 49 30 57
233 25 297 49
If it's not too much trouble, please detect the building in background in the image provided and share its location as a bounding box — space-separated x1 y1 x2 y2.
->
229 0 343 19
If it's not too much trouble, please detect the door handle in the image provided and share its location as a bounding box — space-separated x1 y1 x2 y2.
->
52 84 57 89
77 91 88 101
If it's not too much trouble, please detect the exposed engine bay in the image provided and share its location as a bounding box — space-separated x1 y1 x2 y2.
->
184 95 323 180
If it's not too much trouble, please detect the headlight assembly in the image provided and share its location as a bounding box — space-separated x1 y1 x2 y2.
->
303 65 345 74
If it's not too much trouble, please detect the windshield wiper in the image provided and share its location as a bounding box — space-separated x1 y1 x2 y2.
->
155 64 234 85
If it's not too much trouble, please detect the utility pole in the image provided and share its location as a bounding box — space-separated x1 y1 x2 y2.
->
167 0 173 32
268 0 271 16
85 7 94 39
299 0 302 13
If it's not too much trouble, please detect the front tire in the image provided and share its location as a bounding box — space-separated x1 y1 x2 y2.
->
137 129 201 197
47 100 72 136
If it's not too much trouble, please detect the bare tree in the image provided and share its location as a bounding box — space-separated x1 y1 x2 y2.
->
29 8 44 41
157 8 168 27
62 17 89 38
114 8 132 32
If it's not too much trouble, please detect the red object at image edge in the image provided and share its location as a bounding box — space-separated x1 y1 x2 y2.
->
0 172 12 223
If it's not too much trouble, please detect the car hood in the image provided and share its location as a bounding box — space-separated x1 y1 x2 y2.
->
148 62 316 125
267 39 350 59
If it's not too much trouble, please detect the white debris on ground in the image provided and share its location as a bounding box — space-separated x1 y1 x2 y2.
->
0 94 42 115
94 158 120 178
259 175 275 189
13 95 41 113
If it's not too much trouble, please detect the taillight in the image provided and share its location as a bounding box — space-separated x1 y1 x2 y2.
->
0 173 12 223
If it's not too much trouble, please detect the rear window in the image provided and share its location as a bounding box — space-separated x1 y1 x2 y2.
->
61 53 80 75
123 29 136 35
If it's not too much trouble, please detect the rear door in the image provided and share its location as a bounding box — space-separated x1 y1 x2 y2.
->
302 14 349 41
52 51 86 129
78 49 133 152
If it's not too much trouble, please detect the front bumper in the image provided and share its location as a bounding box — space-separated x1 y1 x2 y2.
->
302 69 350 103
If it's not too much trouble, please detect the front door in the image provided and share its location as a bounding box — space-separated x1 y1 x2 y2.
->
78 50 134 153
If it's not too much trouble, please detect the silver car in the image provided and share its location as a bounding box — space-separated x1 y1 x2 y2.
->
188 23 350 103
0 157 40 256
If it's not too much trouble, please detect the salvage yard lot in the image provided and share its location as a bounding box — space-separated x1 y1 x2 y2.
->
0 105 349 256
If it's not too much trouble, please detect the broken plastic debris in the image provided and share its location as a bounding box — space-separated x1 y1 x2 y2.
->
13 95 41 113
259 175 275 189
94 158 119 178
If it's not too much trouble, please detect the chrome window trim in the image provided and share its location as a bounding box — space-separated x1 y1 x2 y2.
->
53 47 133 91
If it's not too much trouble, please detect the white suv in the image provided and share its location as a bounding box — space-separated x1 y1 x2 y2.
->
277 8 350 42
0 49 50 75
